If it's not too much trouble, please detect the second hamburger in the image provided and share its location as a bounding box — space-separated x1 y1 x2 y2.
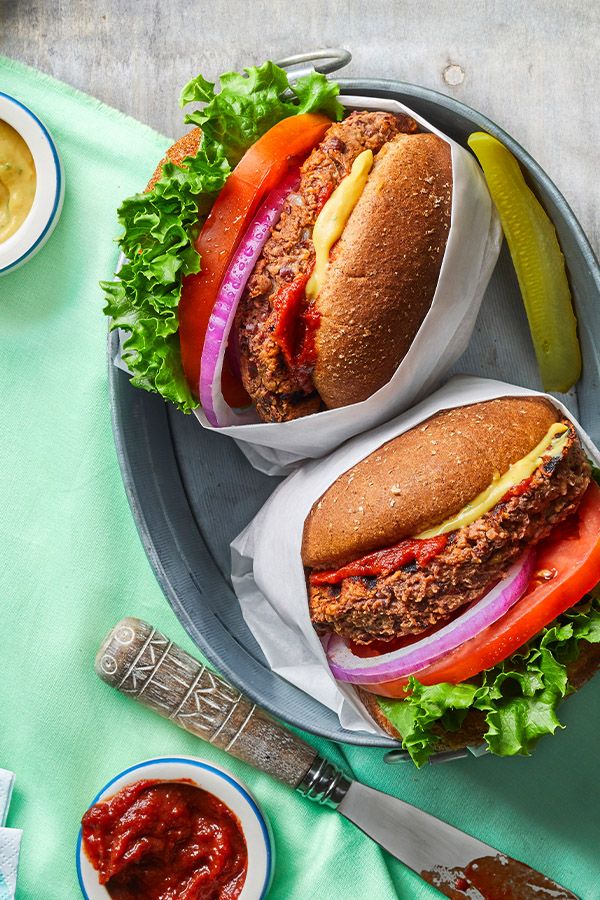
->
302 396 600 761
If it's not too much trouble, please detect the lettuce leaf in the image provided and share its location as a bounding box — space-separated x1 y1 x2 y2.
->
102 63 343 412
378 596 600 766
102 141 230 412
181 62 344 166
378 683 478 768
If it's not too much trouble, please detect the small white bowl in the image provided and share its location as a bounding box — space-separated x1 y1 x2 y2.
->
76 756 274 899
0 92 64 276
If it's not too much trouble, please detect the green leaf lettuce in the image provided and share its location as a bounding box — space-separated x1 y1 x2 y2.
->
378 596 600 767
181 62 344 166
102 63 343 412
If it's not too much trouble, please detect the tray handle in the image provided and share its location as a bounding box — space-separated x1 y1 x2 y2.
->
276 48 351 81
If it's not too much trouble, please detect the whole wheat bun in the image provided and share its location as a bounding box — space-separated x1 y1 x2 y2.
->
313 132 452 409
358 640 600 748
146 128 202 192
302 397 560 569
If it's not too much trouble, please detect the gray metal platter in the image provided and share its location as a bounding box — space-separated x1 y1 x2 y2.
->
109 75 600 750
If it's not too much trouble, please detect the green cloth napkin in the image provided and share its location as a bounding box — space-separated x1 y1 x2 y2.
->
0 55 598 900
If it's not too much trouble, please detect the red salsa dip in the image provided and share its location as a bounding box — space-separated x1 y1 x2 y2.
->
81 779 248 900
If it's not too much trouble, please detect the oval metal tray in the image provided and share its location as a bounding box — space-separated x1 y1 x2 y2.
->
109 72 600 750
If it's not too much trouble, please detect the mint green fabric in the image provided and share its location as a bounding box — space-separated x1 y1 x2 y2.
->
0 56 598 900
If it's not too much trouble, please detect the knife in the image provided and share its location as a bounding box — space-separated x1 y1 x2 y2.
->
95 618 578 899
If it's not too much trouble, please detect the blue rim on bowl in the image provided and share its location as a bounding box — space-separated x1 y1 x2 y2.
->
76 756 274 899
0 91 64 276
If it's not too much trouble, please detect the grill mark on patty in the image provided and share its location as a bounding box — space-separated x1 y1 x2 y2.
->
235 110 418 423
309 425 591 644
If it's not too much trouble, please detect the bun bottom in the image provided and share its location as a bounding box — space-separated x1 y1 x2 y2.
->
146 128 202 193
358 641 600 751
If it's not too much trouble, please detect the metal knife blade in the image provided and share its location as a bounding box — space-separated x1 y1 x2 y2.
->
338 781 579 899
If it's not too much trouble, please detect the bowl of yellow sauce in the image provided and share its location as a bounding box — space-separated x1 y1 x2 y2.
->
0 92 64 275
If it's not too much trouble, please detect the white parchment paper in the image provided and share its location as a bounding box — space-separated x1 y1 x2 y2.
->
230 375 600 736
193 95 503 475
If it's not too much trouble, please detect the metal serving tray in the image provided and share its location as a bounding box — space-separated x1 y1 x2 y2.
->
108 51 600 753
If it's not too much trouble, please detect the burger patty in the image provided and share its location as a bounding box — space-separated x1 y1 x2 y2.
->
235 110 418 423
309 426 591 644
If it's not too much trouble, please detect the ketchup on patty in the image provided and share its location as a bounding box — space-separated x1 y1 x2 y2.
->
81 779 247 900
310 534 448 586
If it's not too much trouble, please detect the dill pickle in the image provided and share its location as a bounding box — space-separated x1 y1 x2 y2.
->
468 132 581 393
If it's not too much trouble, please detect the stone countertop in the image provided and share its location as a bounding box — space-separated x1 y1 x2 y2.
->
1 0 598 253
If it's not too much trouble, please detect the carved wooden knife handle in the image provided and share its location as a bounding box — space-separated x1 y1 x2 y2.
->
96 618 349 803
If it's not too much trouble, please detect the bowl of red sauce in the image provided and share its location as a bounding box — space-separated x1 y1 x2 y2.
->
77 756 273 899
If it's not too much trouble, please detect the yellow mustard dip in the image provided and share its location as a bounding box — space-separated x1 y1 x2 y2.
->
0 121 37 244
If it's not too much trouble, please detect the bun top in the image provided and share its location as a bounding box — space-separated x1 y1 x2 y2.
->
313 132 452 409
146 128 202 192
302 397 560 569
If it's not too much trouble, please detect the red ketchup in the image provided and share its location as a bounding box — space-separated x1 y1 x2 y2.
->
270 183 333 384
422 853 579 899
81 779 247 900
310 534 448 586
501 475 533 501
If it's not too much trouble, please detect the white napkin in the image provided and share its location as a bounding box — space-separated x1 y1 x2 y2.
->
0 772 13 828
0 829 21 900
194 95 502 474
230 375 600 734
0 771 21 900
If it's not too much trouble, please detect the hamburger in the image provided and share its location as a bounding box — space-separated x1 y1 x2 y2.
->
233 113 451 422
301 397 600 764
103 62 452 425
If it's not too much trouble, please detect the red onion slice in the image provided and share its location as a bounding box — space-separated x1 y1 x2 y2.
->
199 170 300 427
225 326 242 381
326 549 537 684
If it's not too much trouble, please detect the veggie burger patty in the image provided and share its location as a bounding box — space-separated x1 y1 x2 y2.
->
309 424 590 644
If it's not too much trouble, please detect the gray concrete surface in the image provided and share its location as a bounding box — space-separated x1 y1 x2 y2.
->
1 0 598 254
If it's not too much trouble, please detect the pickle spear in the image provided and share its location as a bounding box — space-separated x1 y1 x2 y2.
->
468 131 581 393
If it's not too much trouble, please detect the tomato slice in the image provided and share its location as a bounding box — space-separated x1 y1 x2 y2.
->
178 113 333 407
367 482 600 697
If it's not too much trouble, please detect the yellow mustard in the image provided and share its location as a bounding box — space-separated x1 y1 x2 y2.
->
306 148 373 301
0 121 37 244
417 422 569 538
